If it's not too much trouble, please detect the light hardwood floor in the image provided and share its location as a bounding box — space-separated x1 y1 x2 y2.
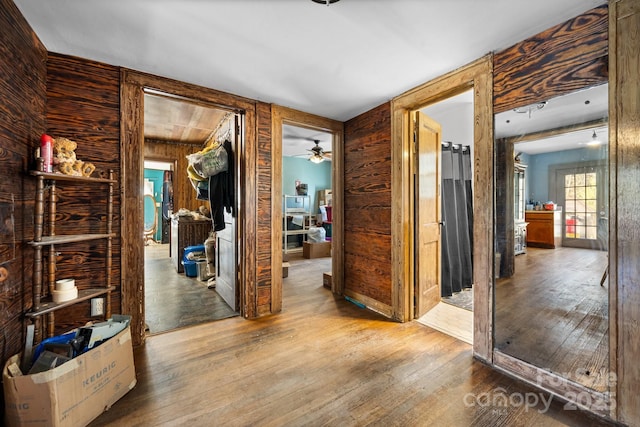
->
90 252 611 426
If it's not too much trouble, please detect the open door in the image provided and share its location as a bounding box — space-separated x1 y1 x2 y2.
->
215 115 239 312
414 111 442 318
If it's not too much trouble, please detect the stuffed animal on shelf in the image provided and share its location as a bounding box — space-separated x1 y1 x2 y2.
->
52 137 96 177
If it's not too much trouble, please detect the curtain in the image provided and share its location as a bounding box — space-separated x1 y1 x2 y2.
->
441 143 473 297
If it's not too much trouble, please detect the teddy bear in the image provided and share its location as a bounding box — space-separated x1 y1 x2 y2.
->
52 137 96 177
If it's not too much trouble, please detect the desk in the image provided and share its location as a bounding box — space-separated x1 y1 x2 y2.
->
171 217 212 273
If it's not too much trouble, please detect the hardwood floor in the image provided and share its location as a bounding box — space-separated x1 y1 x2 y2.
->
89 250 613 426
495 247 609 392
144 243 237 334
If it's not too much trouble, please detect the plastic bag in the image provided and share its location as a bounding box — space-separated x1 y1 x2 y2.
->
307 226 326 243
187 143 228 178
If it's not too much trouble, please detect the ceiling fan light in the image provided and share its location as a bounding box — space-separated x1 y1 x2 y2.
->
309 154 324 163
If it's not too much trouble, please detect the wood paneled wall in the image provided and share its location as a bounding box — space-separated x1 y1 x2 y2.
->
0 0 47 377
494 4 608 113
45 53 122 334
256 102 273 315
610 0 640 423
144 140 203 213
343 103 393 310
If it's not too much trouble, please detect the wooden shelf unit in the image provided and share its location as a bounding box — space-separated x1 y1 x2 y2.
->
283 195 312 254
27 161 116 343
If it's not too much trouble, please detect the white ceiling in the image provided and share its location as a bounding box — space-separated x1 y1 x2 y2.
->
282 124 332 159
495 83 608 154
13 0 606 122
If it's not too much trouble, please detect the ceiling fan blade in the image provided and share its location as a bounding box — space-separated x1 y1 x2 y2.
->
283 134 320 142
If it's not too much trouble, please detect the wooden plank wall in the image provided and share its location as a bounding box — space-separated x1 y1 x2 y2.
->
0 0 47 376
144 140 204 213
343 103 393 308
610 0 640 423
256 102 273 315
45 53 122 334
494 4 608 113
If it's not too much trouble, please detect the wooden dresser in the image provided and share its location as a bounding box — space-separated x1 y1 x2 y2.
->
525 209 562 249
170 216 212 272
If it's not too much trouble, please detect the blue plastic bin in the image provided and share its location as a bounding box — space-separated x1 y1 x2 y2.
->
183 245 205 277
183 245 205 261
183 260 198 277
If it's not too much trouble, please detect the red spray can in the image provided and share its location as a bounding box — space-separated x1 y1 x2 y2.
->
40 134 53 172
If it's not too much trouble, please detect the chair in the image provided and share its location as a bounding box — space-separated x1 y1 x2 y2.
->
143 194 158 245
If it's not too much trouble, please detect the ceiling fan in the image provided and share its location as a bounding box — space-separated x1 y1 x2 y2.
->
307 139 331 163
283 133 332 162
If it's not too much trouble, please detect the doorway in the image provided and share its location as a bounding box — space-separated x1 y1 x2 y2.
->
142 93 241 334
390 56 493 358
412 90 475 344
281 124 334 302
553 164 608 250
271 106 344 312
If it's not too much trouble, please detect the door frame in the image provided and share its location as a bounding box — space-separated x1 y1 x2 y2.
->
120 70 257 347
271 106 344 311
390 55 494 361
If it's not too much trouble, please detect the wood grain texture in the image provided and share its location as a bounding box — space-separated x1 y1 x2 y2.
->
344 102 393 307
610 0 640 423
143 141 201 213
256 102 273 312
494 138 514 277
0 0 47 372
119 77 146 346
90 255 611 427
46 53 122 337
495 247 609 394
494 4 609 114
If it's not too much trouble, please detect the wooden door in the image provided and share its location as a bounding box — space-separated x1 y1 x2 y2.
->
414 111 442 318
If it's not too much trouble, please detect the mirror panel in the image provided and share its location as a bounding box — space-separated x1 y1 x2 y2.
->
494 83 608 391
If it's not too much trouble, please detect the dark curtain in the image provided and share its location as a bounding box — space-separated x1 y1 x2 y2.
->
441 143 473 297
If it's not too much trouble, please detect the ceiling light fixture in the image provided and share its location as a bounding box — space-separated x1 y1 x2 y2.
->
309 153 325 163
311 0 340 5
513 101 548 118
587 130 602 146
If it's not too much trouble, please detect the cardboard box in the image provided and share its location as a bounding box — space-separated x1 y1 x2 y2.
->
303 241 331 259
3 326 136 427
282 251 290 278
318 189 332 206
323 272 332 289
